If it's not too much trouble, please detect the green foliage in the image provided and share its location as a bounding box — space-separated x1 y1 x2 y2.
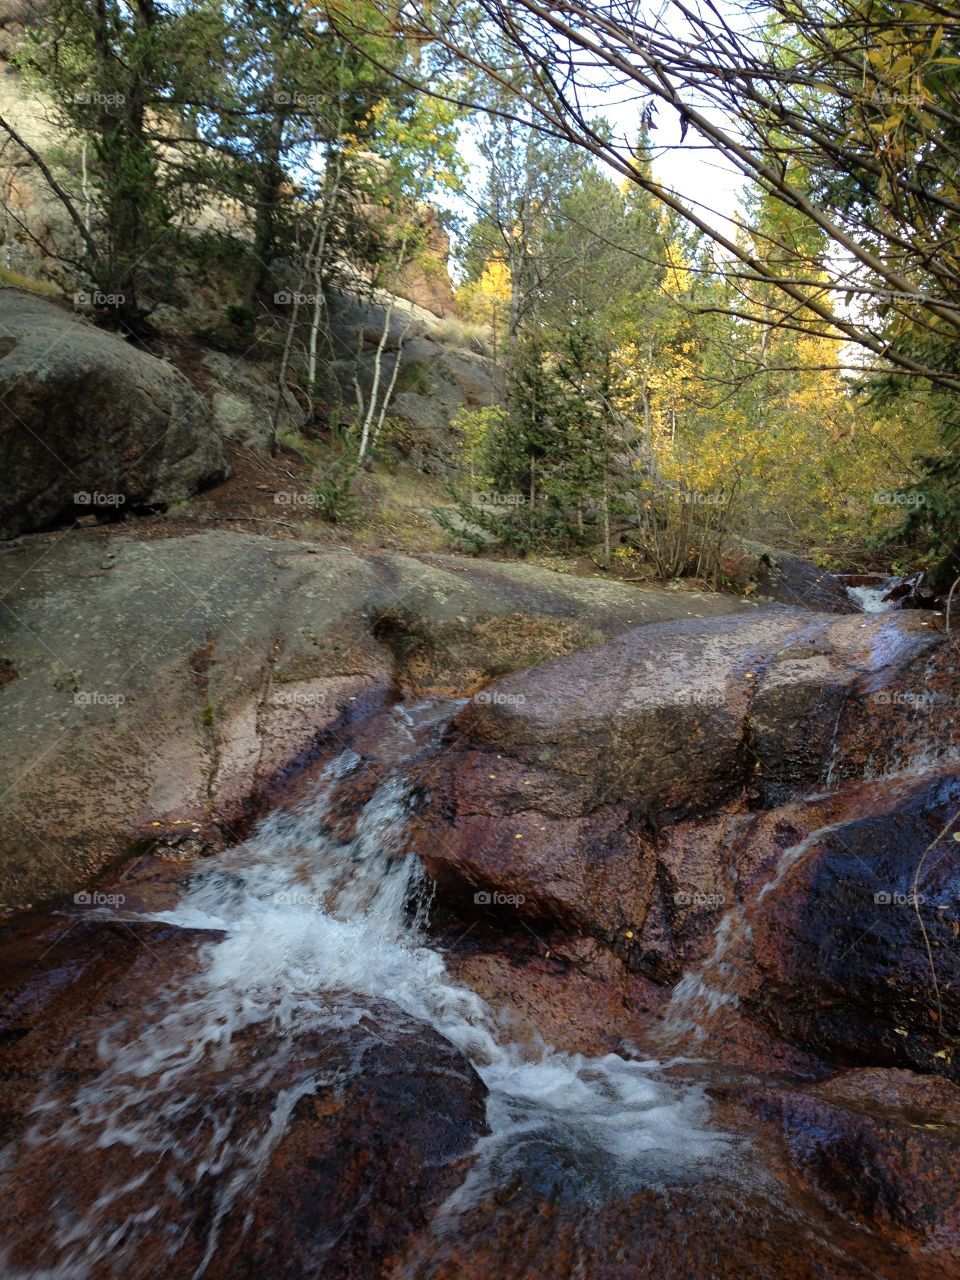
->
4 0 949 575
311 459 360 523
196 304 258 352
448 141 939 578
15 0 226 330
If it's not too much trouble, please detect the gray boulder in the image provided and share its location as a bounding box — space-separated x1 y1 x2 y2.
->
201 349 307 451
738 538 855 612
0 290 228 538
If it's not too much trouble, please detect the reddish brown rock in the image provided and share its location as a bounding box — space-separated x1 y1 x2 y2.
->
0 912 487 1280
828 631 960 786
207 1009 487 1280
437 611 789 823
636 813 752 983
443 929 665 1056
392 1141 930 1280
1 530 743 909
412 613 955 1071
0 912 217 1133
745 772 960 1080
736 1068 960 1257
414 782 655 947
391 1061 959 1280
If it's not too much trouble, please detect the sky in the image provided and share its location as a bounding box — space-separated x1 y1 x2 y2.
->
447 0 754 256
584 0 755 242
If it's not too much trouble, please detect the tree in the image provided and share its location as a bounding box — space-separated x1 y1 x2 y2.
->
4 0 227 334
206 0 410 313
390 0 960 578
459 54 600 354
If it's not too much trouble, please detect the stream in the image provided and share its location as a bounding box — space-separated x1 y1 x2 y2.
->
1 703 742 1280
1 647 956 1279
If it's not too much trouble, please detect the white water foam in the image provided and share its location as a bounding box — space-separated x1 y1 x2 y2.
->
4 723 735 1279
847 583 897 613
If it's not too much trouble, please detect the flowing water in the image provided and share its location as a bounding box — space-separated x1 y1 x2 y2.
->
1 704 736 1280
658 822 846 1047
846 581 898 613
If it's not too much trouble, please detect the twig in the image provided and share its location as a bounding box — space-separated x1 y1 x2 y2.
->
945 574 960 635
911 805 960 1031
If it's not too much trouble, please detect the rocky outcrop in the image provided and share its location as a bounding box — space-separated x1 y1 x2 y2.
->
411 604 959 1095
0 0 47 61
326 290 501 474
2 535 958 1279
0 291 228 538
738 539 856 612
200 348 308 450
827 627 960 784
746 772 960 1080
731 1068 960 1257
412 607 944 953
395 1123 928 1280
0 529 747 907
391 203 459 318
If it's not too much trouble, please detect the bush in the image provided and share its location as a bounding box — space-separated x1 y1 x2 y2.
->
431 315 492 354
311 455 360 523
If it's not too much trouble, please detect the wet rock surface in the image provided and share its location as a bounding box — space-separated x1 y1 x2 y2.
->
2 537 959 1279
414 607 948 971
729 1068 960 1258
740 540 857 613
0 907 487 1280
392 1148 934 1280
0 530 745 907
0 913 217 1133
746 773 960 1080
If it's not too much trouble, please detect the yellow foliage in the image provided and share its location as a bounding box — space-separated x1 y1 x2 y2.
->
609 286 937 563
663 238 690 299
456 258 512 345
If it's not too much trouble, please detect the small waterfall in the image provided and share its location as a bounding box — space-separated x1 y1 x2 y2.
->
819 703 847 793
2 706 736 1280
658 823 845 1048
847 582 897 613
658 910 751 1047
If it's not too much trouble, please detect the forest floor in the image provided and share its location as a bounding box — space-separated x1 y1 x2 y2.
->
62 439 697 592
